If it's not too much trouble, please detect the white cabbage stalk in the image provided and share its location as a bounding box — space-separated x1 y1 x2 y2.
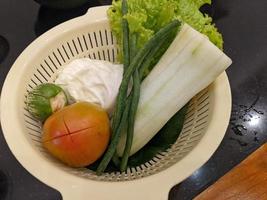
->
55 58 123 115
117 24 232 156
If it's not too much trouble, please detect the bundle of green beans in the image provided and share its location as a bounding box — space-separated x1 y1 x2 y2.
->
96 0 181 175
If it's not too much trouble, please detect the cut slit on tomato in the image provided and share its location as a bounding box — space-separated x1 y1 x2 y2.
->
42 127 97 142
43 116 96 143
43 130 107 167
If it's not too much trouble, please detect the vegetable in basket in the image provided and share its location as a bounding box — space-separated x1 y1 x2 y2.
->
26 0 232 174
26 83 67 121
42 102 110 167
55 58 123 115
96 0 232 174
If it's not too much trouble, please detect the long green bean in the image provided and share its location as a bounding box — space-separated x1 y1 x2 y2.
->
97 20 180 174
111 20 180 135
139 33 173 79
110 0 130 167
120 30 176 171
111 0 130 135
96 100 131 175
119 31 139 171
122 0 130 71
120 70 140 171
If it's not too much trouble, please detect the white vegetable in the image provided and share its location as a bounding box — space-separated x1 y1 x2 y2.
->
55 58 123 115
117 24 232 156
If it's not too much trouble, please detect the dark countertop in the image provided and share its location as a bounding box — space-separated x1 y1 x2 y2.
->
0 0 266 200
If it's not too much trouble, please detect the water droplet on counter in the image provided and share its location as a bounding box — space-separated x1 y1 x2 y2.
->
231 124 247 136
229 137 248 147
242 118 251 122
248 113 253 118
230 117 237 122
239 105 247 108
230 96 264 139
253 109 264 115
254 137 259 142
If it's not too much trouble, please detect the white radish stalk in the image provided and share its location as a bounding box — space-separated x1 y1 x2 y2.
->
117 24 232 156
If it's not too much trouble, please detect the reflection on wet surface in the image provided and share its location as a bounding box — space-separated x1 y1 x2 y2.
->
0 35 9 64
230 96 265 147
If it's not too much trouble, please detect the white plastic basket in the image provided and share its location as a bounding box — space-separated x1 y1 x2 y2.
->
1 6 231 200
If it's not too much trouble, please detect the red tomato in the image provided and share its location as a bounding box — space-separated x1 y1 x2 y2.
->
42 102 110 167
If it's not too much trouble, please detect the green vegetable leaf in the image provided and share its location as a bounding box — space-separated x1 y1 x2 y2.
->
108 0 223 55
174 0 223 49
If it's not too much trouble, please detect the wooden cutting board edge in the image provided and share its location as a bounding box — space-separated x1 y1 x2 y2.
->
194 142 267 200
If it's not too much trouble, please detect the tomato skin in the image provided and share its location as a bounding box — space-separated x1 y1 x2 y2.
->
42 102 110 167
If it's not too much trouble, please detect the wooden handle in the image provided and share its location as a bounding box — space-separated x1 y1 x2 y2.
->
195 143 267 200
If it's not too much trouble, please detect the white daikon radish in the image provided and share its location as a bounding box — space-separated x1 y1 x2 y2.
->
117 24 232 156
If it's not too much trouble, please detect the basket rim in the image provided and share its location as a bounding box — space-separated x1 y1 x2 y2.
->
0 6 231 200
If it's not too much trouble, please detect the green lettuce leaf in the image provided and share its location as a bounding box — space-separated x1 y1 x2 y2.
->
108 0 223 53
